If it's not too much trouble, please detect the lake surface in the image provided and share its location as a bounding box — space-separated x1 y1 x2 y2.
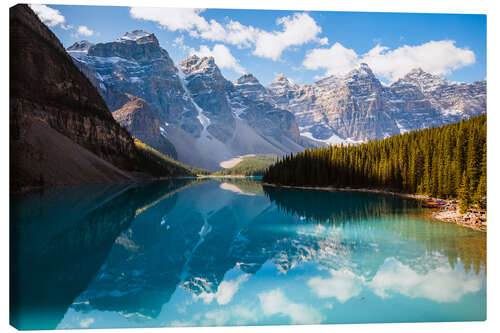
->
10 178 486 330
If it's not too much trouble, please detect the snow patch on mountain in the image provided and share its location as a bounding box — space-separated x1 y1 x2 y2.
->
66 40 94 53
395 120 409 134
116 30 153 42
301 131 346 145
175 63 212 131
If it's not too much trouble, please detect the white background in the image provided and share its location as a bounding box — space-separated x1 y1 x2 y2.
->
1 0 497 332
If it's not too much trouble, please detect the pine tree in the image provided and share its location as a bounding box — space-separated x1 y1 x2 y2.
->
474 150 487 209
458 171 471 214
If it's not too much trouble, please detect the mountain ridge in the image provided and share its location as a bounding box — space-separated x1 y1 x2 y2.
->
68 33 308 170
263 64 486 142
67 31 486 163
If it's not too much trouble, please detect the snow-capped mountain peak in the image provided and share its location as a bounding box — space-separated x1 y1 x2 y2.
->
397 68 449 93
408 67 425 75
268 74 298 94
272 73 295 86
234 73 260 86
357 62 372 72
116 30 157 44
345 62 377 80
233 73 272 102
180 55 219 76
66 40 94 53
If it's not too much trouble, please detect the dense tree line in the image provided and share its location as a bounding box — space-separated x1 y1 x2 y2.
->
263 115 486 212
134 138 197 177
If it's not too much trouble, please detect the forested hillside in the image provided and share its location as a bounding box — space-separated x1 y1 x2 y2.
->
215 154 277 176
134 139 212 177
263 115 486 211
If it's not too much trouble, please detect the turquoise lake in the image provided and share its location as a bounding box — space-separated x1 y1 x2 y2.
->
10 178 486 330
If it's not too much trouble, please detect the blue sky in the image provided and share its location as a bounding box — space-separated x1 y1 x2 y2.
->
31 4 486 85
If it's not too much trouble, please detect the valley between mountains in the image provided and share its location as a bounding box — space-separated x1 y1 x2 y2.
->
67 30 486 171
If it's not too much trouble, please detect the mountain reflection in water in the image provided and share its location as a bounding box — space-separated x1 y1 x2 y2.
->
10 179 486 330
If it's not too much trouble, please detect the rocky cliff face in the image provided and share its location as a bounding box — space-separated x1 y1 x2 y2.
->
179 55 236 142
231 72 302 146
234 73 274 103
393 68 486 121
66 40 94 52
112 94 177 158
69 39 306 170
266 64 487 143
266 64 399 142
9 5 171 191
267 74 300 107
178 55 303 149
69 30 203 138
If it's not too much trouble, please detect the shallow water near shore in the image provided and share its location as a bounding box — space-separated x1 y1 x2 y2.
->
10 178 486 330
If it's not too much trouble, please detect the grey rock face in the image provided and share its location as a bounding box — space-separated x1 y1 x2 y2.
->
178 55 304 152
396 68 486 120
266 64 486 143
68 33 306 169
319 64 400 141
112 94 177 159
266 64 399 142
179 55 236 142
69 31 202 140
388 71 448 133
232 73 302 145
234 73 273 103
67 40 94 52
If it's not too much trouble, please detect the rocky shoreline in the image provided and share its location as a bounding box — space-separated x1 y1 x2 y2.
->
261 182 486 232
431 209 486 232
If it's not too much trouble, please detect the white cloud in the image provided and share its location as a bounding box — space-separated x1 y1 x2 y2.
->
129 7 257 48
258 289 323 324
79 317 94 328
202 305 257 326
130 8 326 60
222 20 260 48
307 269 364 303
190 44 245 74
367 258 482 303
303 40 475 82
361 41 475 82
77 25 94 37
253 13 326 60
306 257 483 304
173 36 189 51
170 320 195 327
29 4 66 27
130 7 207 32
303 42 359 77
195 274 249 305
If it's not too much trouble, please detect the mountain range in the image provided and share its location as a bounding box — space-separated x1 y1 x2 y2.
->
265 64 486 143
68 31 307 170
67 30 486 170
